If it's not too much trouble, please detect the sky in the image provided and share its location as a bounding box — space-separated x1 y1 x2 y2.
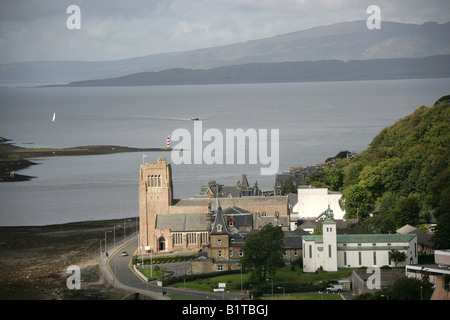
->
0 0 449 64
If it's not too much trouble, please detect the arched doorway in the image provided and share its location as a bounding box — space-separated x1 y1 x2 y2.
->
158 237 166 251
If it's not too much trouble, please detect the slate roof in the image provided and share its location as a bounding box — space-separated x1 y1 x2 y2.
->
210 199 229 235
173 196 287 207
155 213 206 232
396 224 434 247
283 229 309 249
259 215 289 228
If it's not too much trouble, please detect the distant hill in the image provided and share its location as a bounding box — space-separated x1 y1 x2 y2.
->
2 20 450 86
60 55 450 87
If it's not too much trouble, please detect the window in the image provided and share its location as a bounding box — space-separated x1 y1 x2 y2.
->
188 233 196 244
173 233 183 245
229 250 233 257
309 245 312 258
200 233 208 244
239 250 243 257
217 239 221 246
344 252 347 266
218 250 222 257
217 224 222 232
294 250 298 256
218 265 223 271
373 251 377 265
358 252 362 265
328 245 332 258
228 219 235 227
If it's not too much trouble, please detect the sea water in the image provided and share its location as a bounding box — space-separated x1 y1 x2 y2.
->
0 79 449 225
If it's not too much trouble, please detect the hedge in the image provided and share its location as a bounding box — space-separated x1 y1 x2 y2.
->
133 254 196 265
162 270 241 287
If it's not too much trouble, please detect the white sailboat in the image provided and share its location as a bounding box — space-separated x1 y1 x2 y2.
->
52 112 56 122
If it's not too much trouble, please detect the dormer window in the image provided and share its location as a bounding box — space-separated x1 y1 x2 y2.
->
228 219 235 227
217 224 222 232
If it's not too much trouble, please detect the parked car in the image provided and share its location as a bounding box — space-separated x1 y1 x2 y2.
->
326 284 343 293
121 251 128 256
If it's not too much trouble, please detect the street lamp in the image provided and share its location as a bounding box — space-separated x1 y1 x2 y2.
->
105 231 112 254
278 286 285 300
238 263 243 294
124 219 131 243
266 278 273 299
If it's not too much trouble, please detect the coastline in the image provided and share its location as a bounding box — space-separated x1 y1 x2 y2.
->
0 217 138 300
0 136 171 182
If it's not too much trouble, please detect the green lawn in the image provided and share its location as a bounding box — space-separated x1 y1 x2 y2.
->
169 266 354 292
138 267 169 281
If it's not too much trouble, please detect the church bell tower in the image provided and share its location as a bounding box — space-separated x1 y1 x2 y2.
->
139 158 173 253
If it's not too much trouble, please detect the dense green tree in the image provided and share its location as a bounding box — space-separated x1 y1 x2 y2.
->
389 276 433 300
280 182 297 195
389 249 406 267
240 224 285 283
304 99 448 238
333 98 449 236
432 210 450 249
360 212 397 234
340 184 374 220
389 193 422 228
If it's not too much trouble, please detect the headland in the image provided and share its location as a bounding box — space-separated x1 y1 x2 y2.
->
0 137 170 182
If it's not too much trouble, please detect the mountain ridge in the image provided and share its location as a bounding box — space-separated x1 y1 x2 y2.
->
1 20 450 86
58 55 450 87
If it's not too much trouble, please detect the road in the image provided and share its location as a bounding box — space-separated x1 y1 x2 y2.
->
105 237 247 300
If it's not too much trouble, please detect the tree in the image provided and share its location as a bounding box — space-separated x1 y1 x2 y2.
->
341 184 374 220
240 224 284 284
280 182 297 195
432 210 450 249
389 193 421 228
389 275 433 300
389 249 406 267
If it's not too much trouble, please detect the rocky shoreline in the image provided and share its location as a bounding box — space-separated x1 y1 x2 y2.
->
0 217 138 300
0 137 170 182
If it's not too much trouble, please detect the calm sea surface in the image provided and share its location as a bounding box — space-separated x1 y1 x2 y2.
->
0 79 449 226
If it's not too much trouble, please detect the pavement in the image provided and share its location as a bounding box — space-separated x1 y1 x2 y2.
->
101 236 248 300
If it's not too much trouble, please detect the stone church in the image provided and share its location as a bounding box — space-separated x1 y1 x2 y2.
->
138 158 290 254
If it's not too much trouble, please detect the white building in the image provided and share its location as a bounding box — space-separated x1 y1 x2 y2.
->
293 187 345 220
302 207 418 273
